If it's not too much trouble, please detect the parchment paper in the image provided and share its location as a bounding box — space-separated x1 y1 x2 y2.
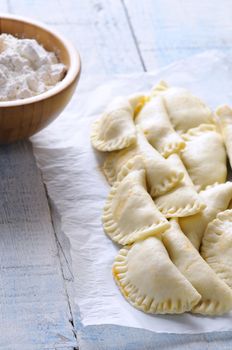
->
32 51 232 334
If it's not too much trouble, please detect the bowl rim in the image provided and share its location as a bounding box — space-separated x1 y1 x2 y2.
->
0 13 81 107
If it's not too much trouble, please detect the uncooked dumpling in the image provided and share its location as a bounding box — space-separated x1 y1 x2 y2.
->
103 143 138 185
113 236 201 314
102 167 170 245
135 94 185 157
179 182 232 250
128 93 147 116
163 220 232 315
154 154 205 218
91 96 137 151
150 80 169 97
201 210 232 290
181 124 227 191
153 84 214 134
216 105 232 169
103 127 184 197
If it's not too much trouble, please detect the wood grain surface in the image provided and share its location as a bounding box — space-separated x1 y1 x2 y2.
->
0 142 76 349
124 0 232 70
1 0 232 349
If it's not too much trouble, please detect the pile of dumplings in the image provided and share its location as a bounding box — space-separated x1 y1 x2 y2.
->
90 81 232 316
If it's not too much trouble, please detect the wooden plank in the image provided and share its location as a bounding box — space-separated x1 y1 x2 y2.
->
9 0 144 75
0 141 77 349
51 203 73 281
78 327 232 350
0 0 77 350
123 0 232 70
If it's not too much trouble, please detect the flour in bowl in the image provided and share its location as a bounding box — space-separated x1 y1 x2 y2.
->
0 34 66 101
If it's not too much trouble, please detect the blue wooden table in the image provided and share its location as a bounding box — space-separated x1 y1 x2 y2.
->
1 1 232 349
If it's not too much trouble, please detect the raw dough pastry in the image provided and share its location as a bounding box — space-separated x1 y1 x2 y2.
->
102 167 170 245
179 182 232 249
128 93 148 116
91 96 137 151
116 155 145 183
216 105 232 169
163 220 232 315
135 94 185 157
103 143 138 185
154 154 205 218
151 82 214 133
113 236 201 314
150 80 169 97
103 127 184 197
181 124 227 191
201 210 232 289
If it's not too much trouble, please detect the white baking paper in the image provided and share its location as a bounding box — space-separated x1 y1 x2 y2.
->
32 51 232 334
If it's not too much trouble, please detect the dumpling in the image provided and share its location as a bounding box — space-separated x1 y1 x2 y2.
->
102 167 170 245
128 93 148 116
150 80 169 97
216 105 232 169
116 155 145 182
152 84 214 134
103 127 184 197
135 94 185 157
163 220 232 315
113 236 201 314
201 210 232 290
103 143 138 185
91 96 137 151
154 154 205 218
179 182 232 250
181 124 227 191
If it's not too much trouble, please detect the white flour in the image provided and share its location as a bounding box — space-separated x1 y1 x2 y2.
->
0 34 66 101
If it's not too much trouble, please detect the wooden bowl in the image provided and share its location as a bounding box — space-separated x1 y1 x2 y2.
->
0 14 81 143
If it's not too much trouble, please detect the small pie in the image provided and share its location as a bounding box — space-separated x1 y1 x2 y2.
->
151 82 214 133
201 210 232 290
179 182 232 249
113 236 201 314
154 154 205 218
163 219 232 315
216 105 232 169
91 96 137 151
181 124 227 191
102 166 170 245
103 127 184 197
135 94 185 157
